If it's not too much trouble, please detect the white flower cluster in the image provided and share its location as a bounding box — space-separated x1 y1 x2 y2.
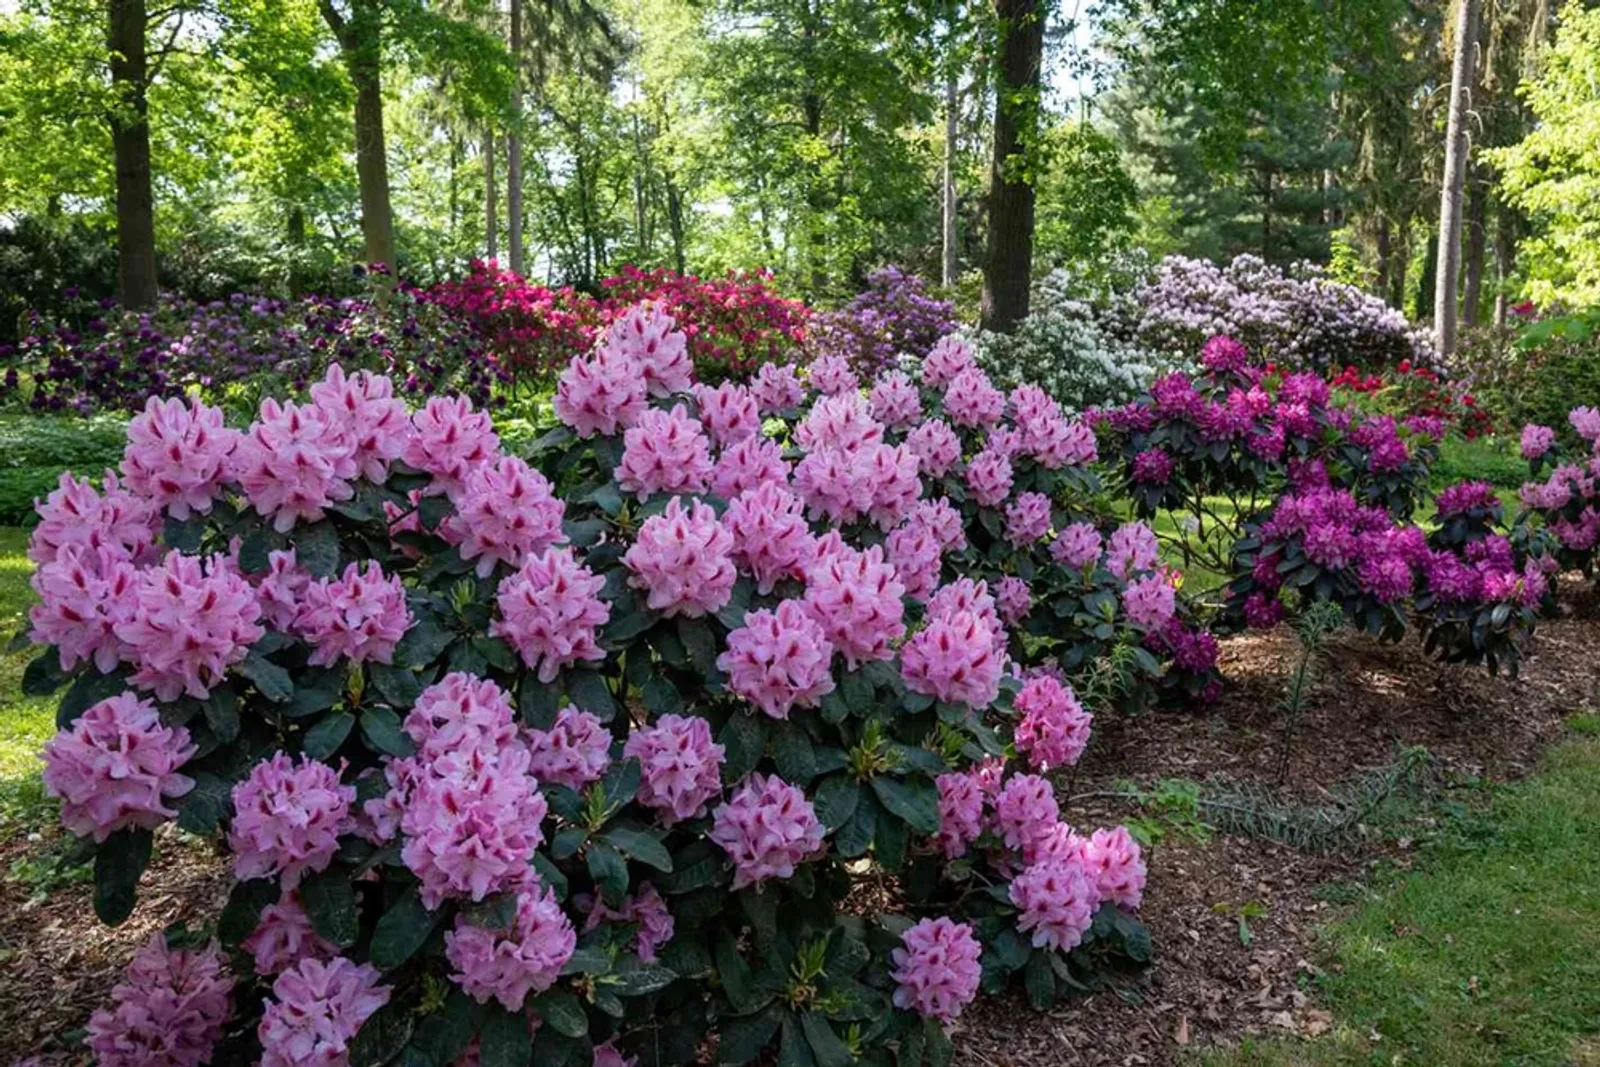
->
971 268 1184 414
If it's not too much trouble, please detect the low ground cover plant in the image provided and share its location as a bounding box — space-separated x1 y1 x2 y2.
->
21 311 1203 1067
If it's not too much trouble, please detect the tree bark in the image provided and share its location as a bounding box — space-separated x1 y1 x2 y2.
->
1493 202 1517 327
942 66 959 288
322 0 396 272
1376 214 1392 300
108 0 158 308
1462 168 1488 326
507 0 525 275
1433 0 1480 356
484 128 498 261
980 0 1046 334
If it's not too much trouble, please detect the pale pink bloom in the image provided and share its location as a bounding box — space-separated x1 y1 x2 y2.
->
807 354 860 396
1121 573 1176 630
693 382 763 445
402 672 521 761
623 497 736 617
604 304 693 397
1013 675 1091 772
985 425 1026 459
1080 826 1146 910
625 713 725 824
29 471 158 567
404 395 501 497
493 547 610 682
524 706 613 790
120 396 239 518
751 362 805 413
256 549 312 632
296 561 411 667
310 364 412 482
1010 858 1097 951
1520 423 1556 461
580 881 676 962
801 542 906 667
1025 820 1089 869
554 347 649 438
1029 415 1098 469
1051 523 1103 569
719 600 836 719
885 521 944 601
446 884 576 1010
793 446 876 525
709 773 825 889
230 752 355 887
1571 406 1600 443
1005 492 1052 546
449 455 567 576
795 391 884 453
615 403 714 501
943 367 1006 429
869 369 922 427
890 917 983 1022
711 435 791 499
231 398 358 532
922 335 976 388
964 448 1013 507
995 576 1031 626
244 892 339 976
30 543 137 673
258 957 389 1067
1105 522 1160 579
116 551 264 700
87 934 232 1067
723 483 815 593
933 771 985 858
901 610 1003 708
994 773 1060 855
1009 383 1061 433
907 497 966 552
865 442 924 529
42 692 195 841
906 418 962 478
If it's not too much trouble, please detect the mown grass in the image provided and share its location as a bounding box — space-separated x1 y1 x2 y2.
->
0 527 56 830
1201 734 1600 1067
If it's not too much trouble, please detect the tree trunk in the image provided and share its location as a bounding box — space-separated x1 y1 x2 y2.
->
1433 0 1480 357
942 67 958 288
1376 214 1392 299
484 128 498 261
507 0 525 276
322 0 396 272
980 0 1046 334
1462 169 1488 326
108 0 158 308
1493 203 1517 327
1389 212 1411 312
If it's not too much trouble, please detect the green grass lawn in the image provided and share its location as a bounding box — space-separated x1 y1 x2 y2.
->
1203 731 1600 1067
0 527 55 829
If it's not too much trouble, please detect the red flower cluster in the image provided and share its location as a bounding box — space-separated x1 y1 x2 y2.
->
1327 360 1494 440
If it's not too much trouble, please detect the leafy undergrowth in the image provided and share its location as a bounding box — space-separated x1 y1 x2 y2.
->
0 526 55 830
1202 732 1600 1067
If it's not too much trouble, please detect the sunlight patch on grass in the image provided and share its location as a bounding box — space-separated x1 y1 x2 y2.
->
0 527 56 828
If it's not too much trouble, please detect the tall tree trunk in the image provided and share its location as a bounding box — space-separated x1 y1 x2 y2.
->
1462 169 1488 326
322 0 396 272
1433 0 1480 356
942 67 958 288
1493 203 1517 327
507 0 525 275
1376 214 1392 299
980 0 1046 333
108 0 158 308
484 128 498 261
664 172 687 275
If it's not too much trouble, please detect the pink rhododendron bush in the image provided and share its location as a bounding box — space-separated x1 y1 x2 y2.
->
21 310 1204 1067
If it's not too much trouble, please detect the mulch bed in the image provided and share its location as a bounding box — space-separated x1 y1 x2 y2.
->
4 589 1598 1066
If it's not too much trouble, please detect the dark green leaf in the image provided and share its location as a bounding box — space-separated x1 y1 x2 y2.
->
238 528 274 574
395 617 456 669
835 792 877 858
800 1014 851 1067
532 991 588 1037
777 1016 815 1067
219 878 279 946
1024 950 1055 1009
163 514 205 554
478 1005 533 1067
370 664 423 709
595 759 641 814
93 827 153 926
410 993 485 1067
300 868 359 947
561 945 612 976
677 619 718 675
349 1001 415 1067
361 708 416 757
304 712 355 760
641 675 683 716
533 852 568 900
718 1005 780 1065
202 688 239 743
716 930 766 1013
175 771 233 835
21 650 67 697
617 962 678 996
474 637 518 672
563 518 607 547
518 674 561 728
839 669 873 711
869 776 939 834
287 673 343 718
923 1018 953 1067
587 842 629 905
600 826 673 872
768 720 816 783
370 887 437 971
719 713 767 782
566 669 616 720
238 651 294 703
812 775 859 832
295 520 342 579
874 807 907 870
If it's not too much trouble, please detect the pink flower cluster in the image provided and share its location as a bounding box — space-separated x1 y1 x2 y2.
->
1013 675 1092 771
711 435 790 499
87 933 233 1067
120 397 239 518
524 706 613 789
1010 859 1097 952
29 470 157 568
296 561 411 667
244 892 339 976
231 398 359 531
258 957 390 1067
694 382 762 445
723 483 815 593
42 692 196 841
890 917 983 1021
624 713 725 824
230 751 356 887
446 883 577 1009
449 455 567 575
933 770 985 858
616 404 713 500
116 551 264 701
709 773 825 889
624 497 735 617
719 601 837 719
404 395 500 496
582 882 676 961
493 547 611 681
901 608 1003 708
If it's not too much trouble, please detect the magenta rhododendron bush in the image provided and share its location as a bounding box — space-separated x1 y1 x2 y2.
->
20 307 1202 1067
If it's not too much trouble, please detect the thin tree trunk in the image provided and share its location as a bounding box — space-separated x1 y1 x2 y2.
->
1433 0 1480 356
1493 203 1517 327
664 173 687 275
980 0 1045 333
108 0 158 308
322 0 396 272
942 66 958 288
1462 169 1488 326
484 128 498 261
507 0 525 275
1376 214 1392 299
